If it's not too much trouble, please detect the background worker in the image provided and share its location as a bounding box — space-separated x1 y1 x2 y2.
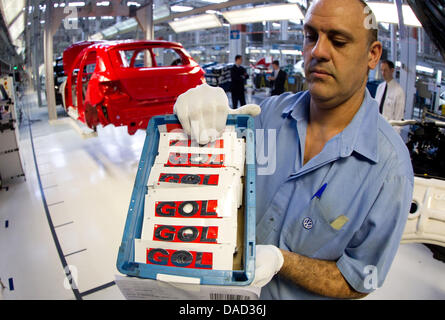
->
375 60 406 133
269 60 287 96
230 55 249 109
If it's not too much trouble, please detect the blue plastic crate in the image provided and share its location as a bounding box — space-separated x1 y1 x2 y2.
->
117 114 256 286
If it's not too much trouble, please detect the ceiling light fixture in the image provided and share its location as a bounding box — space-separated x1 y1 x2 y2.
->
222 4 304 25
169 13 222 33
170 5 193 13
366 2 422 27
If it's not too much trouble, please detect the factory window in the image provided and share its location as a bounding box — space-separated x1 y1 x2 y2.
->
117 47 186 68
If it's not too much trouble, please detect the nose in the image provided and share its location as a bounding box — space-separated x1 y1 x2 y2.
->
311 35 331 62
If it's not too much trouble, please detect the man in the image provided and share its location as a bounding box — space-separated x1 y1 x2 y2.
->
174 0 413 300
375 60 406 133
269 60 287 96
230 55 249 109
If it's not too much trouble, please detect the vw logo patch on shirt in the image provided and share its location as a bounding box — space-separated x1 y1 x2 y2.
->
303 217 313 230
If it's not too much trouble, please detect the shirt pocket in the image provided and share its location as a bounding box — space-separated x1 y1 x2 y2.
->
385 96 396 109
282 198 341 257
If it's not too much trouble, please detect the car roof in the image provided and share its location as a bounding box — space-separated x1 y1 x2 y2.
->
88 40 184 51
63 40 186 72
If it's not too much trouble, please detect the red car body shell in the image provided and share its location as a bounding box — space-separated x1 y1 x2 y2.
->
62 40 205 134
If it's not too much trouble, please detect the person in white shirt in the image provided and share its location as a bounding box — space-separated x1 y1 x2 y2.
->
375 60 406 133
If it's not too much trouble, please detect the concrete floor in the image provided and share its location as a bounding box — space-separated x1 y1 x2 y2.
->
0 90 444 300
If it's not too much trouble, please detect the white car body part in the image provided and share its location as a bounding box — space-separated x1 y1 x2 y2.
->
402 177 445 247
439 91 445 108
389 119 445 128
67 107 79 120
60 79 67 110
293 60 305 77
390 120 445 248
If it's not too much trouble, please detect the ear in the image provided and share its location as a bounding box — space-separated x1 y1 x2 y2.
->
368 41 383 70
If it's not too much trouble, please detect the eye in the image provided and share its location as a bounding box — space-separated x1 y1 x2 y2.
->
304 32 317 42
332 40 347 48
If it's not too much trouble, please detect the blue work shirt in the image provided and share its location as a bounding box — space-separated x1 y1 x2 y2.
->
254 89 414 300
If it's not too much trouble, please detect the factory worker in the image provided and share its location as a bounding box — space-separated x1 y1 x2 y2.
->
173 0 413 299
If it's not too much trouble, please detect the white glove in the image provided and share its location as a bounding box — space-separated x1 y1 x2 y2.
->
173 83 261 145
252 245 284 288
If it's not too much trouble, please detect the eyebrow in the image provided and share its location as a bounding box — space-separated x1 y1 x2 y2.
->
303 23 355 42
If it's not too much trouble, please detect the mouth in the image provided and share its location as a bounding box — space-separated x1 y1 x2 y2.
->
309 68 333 79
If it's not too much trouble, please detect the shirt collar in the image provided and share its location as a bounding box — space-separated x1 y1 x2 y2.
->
340 89 379 163
282 90 311 121
281 89 379 163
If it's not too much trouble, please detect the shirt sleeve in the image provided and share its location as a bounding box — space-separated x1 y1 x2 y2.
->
336 173 414 294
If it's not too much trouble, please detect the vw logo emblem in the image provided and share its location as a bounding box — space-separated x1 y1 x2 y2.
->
303 217 313 230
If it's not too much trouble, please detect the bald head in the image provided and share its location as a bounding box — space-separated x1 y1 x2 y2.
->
306 0 378 47
302 0 383 109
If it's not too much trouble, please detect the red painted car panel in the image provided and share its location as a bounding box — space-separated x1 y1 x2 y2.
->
62 40 205 134
62 40 106 77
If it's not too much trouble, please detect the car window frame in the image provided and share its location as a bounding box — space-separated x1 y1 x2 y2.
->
77 49 98 108
151 47 188 67
114 45 189 70
129 48 156 68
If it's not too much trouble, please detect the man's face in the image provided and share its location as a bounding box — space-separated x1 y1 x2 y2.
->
236 58 242 65
303 0 377 107
272 63 279 70
380 62 394 82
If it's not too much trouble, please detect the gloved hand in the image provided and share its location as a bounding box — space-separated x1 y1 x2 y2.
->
252 245 284 288
173 83 261 145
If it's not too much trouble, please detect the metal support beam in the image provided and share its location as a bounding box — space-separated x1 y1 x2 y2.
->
395 0 417 140
280 21 289 42
32 41 42 106
280 21 289 67
390 24 397 62
43 0 63 121
435 70 443 114
135 0 154 40
229 25 246 64
30 0 42 106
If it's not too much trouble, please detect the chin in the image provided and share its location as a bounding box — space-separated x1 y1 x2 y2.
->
308 83 336 101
